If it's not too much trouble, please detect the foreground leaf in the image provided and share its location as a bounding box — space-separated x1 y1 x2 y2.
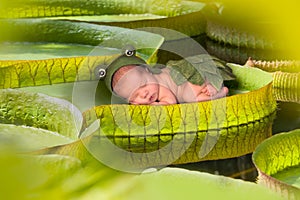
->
0 124 74 152
0 137 284 200
0 141 130 200
253 129 300 199
81 168 284 200
0 89 82 139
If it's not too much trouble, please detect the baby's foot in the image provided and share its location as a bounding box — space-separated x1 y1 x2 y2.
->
196 86 228 102
202 83 218 96
211 86 228 100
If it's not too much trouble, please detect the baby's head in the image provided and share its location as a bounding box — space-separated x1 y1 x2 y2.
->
112 65 159 104
95 45 161 104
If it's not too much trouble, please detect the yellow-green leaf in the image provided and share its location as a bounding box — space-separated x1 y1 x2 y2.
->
0 89 82 139
253 129 300 199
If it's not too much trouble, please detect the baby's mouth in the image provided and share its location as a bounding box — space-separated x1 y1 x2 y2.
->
149 93 157 102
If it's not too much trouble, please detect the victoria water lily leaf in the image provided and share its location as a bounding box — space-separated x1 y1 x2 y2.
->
51 63 276 171
272 72 300 90
272 72 300 104
0 141 132 200
205 19 276 49
1 0 202 18
0 19 163 62
99 168 284 200
273 88 300 104
0 0 206 39
0 19 163 88
253 129 300 199
0 19 164 49
245 59 300 73
45 14 166 22
0 124 74 152
0 51 158 89
0 43 114 60
0 89 82 139
0 144 87 200
52 11 206 40
0 145 49 200
205 39 286 65
0 55 121 88
203 3 283 50
244 60 300 103
0 53 151 90
29 154 83 186
20 81 110 112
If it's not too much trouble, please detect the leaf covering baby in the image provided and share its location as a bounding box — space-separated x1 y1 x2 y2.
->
96 46 235 105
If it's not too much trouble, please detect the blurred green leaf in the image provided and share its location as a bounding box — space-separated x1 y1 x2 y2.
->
0 124 74 151
0 89 82 139
253 129 300 198
82 168 284 200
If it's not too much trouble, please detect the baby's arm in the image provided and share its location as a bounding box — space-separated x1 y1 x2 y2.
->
151 86 177 105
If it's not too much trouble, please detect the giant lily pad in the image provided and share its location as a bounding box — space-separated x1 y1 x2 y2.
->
0 89 82 139
0 43 105 60
79 168 284 200
0 19 164 88
0 124 74 152
0 143 284 200
253 129 300 199
203 2 283 50
1 0 202 18
73 63 277 172
0 19 163 51
0 0 207 39
0 144 85 200
272 72 300 104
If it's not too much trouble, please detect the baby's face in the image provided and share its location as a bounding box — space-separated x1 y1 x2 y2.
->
128 83 159 104
113 66 159 104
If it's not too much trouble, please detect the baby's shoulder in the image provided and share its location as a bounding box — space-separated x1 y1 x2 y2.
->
154 68 172 82
156 68 171 77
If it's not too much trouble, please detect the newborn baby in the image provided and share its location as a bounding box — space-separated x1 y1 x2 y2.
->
112 65 229 105
97 45 234 105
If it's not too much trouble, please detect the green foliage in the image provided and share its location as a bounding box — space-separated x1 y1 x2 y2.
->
0 89 81 139
253 129 300 198
0 124 74 151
